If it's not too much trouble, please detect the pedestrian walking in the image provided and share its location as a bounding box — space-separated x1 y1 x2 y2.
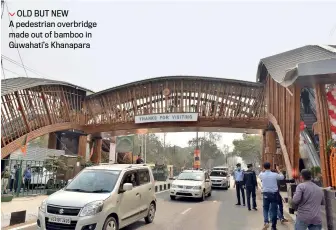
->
243 163 257 211
233 163 245 206
259 162 284 230
292 169 324 230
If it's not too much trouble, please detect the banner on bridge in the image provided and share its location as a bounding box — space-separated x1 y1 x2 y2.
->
135 113 198 124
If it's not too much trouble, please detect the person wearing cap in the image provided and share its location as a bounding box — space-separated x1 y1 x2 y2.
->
259 162 284 230
243 163 257 211
233 163 245 206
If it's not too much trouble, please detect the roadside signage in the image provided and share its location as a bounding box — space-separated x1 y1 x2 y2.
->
135 113 198 124
194 149 201 169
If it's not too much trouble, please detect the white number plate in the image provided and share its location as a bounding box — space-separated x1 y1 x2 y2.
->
180 190 189 193
49 216 71 225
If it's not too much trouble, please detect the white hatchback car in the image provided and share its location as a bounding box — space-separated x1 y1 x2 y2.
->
169 170 212 201
209 170 230 189
37 164 156 230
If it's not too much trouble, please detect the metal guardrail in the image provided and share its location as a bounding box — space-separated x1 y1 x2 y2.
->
301 130 321 167
1 159 68 197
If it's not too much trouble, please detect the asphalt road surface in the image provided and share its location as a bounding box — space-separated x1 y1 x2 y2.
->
9 187 295 230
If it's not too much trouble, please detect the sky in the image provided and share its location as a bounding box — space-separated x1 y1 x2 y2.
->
1 1 336 148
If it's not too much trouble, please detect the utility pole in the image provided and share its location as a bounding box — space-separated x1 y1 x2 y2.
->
141 134 144 159
144 134 147 163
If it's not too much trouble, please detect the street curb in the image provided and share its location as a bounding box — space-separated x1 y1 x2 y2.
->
1 181 171 228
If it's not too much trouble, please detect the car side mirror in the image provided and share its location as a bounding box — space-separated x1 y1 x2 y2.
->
122 183 133 192
205 179 210 182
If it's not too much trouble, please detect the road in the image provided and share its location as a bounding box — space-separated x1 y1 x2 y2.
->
9 187 294 230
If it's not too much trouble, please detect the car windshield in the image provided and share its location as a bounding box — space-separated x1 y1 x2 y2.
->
65 170 120 193
210 171 227 177
177 172 204 181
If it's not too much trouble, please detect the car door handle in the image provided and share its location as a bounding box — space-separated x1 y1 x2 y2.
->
149 188 151 191
136 193 140 196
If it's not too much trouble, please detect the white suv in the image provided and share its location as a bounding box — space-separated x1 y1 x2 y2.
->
37 164 156 230
170 170 212 201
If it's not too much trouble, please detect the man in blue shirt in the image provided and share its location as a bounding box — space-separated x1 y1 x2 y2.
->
259 162 284 230
233 163 245 206
23 165 32 191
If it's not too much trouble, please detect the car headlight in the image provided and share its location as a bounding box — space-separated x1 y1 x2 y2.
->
171 184 177 188
193 186 202 190
79 201 104 217
39 199 47 213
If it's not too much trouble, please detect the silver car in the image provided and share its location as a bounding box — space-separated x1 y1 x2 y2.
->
209 170 230 189
37 164 157 230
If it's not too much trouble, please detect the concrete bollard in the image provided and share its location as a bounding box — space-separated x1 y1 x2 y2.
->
287 183 297 214
323 189 335 230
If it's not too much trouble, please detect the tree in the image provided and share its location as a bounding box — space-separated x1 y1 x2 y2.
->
232 134 262 166
188 132 225 168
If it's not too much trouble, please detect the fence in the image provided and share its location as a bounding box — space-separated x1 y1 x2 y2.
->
1 159 81 197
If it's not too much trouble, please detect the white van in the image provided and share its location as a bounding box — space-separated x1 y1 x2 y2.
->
37 164 156 230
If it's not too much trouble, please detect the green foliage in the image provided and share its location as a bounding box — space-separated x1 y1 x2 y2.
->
326 139 336 156
311 166 321 178
43 155 68 172
232 134 262 165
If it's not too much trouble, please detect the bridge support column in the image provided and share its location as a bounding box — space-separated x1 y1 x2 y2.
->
261 131 266 166
265 130 276 168
91 138 102 164
77 135 87 160
314 83 332 187
48 133 57 149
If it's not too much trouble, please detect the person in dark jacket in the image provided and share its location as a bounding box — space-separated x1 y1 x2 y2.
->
136 154 144 164
243 163 258 211
301 89 310 114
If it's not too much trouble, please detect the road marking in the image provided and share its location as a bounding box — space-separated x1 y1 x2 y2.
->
156 189 169 194
8 223 36 230
181 208 192 215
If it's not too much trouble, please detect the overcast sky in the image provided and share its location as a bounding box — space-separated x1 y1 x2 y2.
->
1 1 336 148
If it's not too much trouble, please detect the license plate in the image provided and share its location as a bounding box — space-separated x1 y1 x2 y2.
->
49 216 71 225
180 190 189 193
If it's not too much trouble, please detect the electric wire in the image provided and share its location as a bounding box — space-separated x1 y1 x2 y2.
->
5 1 29 77
2 55 50 79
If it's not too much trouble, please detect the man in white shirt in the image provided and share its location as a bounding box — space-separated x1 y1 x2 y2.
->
259 162 284 230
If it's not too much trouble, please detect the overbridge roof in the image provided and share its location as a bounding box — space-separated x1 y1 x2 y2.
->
256 45 336 87
1 77 94 96
86 75 263 98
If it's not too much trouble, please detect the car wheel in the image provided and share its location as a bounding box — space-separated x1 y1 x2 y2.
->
103 216 119 230
200 190 205 201
145 202 156 224
46 179 54 189
170 195 176 200
208 190 212 197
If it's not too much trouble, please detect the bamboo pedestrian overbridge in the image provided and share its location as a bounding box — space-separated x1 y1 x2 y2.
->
1 76 268 156
2 45 336 186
